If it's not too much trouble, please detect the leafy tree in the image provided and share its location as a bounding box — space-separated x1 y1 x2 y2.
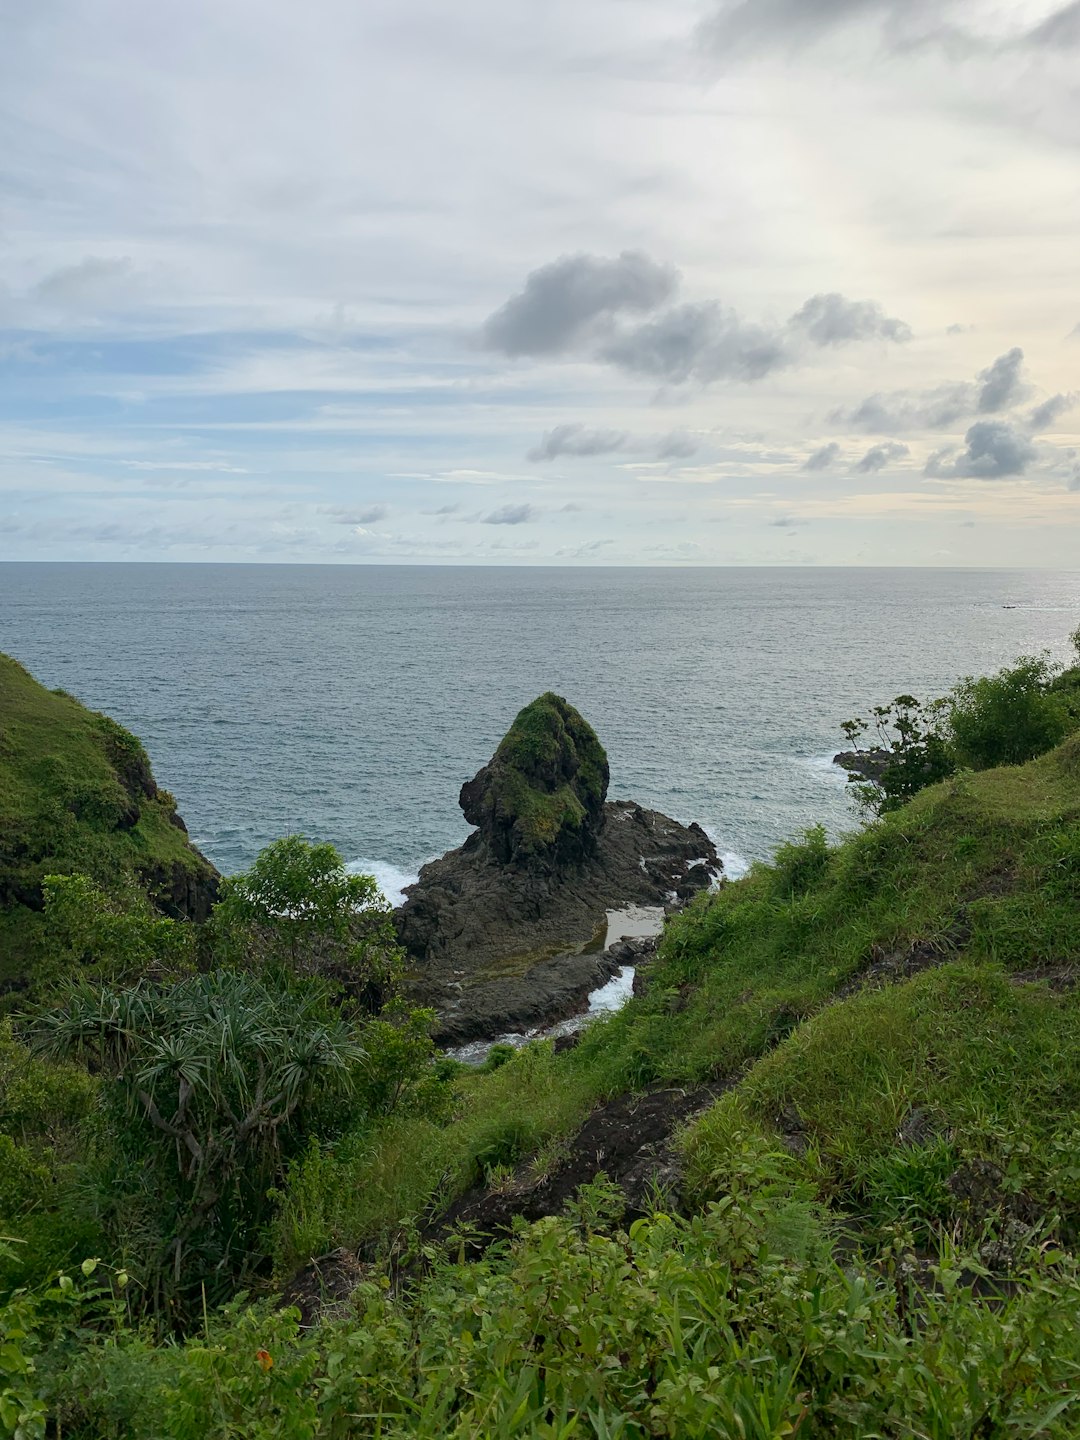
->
41 874 194 987
211 837 400 1010
839 694 956 816
948 654 1070 770
32 971 364 1320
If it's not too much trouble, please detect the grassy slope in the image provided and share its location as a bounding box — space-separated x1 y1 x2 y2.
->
44 727 1080 1439
0 653 215 993
269 731 1080 1269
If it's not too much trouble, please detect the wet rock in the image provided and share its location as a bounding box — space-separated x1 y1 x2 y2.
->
397 694 720 1043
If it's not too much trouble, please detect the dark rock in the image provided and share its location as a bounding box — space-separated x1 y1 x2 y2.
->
426 1083 728 1255
833 748 892 783
459 693 608 870
397 695 721 1044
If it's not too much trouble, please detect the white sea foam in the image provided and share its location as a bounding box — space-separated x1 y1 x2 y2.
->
720 849 750 881
346 857 421 908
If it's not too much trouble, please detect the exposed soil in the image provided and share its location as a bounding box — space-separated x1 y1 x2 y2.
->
425 1082 728 1256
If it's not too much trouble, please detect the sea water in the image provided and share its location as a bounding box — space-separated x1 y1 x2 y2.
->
2 564 1078 890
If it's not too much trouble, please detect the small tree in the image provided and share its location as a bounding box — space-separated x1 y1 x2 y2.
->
211 837 401 1010
33 970 364 1320
839 695 955 816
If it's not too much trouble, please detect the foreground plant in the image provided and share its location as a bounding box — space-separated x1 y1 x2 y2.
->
32 971 365 1320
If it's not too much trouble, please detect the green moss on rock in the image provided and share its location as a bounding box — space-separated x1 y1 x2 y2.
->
0 653 219 999
459 693 609 867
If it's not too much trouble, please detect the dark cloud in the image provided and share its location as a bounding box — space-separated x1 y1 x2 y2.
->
479 251 676 357
653 430 699 460
484 255 905 389
838 385 972 433
1028 393 1077 432
424 503 460 516
528 424 629 462
1027 1 1080 49
789 292 911 346
836 348 1030 433
701 0 886 55
323 503 388 525
701 0 1080 57
769 514 804 527
33 255 134 306
925 420 1037 479
482 503 536 525
976 347 1026 413
600 302 789 384
802 441 842 471
854 440 909 473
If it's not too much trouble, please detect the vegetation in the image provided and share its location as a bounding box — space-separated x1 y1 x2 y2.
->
464 692 609 861
5 642 1080 1435
841 636 1080 814
0 654 217 1003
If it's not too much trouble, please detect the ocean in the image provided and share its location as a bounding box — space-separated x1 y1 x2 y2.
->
2 564 1078 897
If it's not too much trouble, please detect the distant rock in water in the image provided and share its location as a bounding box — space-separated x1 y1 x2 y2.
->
396 693 721 1044
458 692 609 869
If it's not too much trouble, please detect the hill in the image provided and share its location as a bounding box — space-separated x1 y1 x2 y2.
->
0 652 218 1001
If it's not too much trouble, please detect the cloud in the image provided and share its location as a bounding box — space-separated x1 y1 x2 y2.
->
769 514 804 527
1069 466 1080 492
653 430 699 460
802 441 841 471
925 420 1037 479
1027 393 1077 432
528 424 629 462
836 348 1030 433
423 503 460 516
1027 1 1080 49
322 503 388 525
976 346 1027 413
479 251 677 357
789 292 911 346
700 0 1080 57
854 440 909 473
482 503 536 525
484 255 908 388
33 256 135 307
600 301 789 384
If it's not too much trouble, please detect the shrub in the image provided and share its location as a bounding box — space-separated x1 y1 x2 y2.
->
31 971 365 1321
948 655 1070 770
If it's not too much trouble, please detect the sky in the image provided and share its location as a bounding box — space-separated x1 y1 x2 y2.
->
1 0 1078 566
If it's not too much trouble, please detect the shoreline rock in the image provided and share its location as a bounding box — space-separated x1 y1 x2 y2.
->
395 694 721 1044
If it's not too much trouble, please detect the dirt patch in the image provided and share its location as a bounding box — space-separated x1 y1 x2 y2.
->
426 1082 728 1255
1011 963 1080 991
837 918 972 1000
280 1247 368 1327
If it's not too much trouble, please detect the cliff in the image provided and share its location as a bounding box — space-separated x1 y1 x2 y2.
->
0 653 219 1000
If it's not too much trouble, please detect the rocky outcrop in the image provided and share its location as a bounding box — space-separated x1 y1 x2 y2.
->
833 748 892 783
396 694 721 1042
0 652 220 997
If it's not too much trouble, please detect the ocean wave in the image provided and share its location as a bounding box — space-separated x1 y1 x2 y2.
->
346 857 421 908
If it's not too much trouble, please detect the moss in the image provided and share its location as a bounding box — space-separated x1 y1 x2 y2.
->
475 692 609 861
0 652 217 999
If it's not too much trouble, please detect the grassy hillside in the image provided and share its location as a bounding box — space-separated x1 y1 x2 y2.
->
7 657 1080 1436
0 653 218 999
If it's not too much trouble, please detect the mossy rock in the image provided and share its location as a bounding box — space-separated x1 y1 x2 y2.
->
459 693 609 868
0 653 219 1000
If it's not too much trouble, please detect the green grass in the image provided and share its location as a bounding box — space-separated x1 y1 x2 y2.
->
0 653 216 995
264 730 1080 1267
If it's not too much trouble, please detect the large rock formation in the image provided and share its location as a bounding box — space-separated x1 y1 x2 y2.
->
397 693 720 1044
0 652 220 1000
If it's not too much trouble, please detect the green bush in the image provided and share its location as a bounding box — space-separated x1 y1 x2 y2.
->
949 655 1071 770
